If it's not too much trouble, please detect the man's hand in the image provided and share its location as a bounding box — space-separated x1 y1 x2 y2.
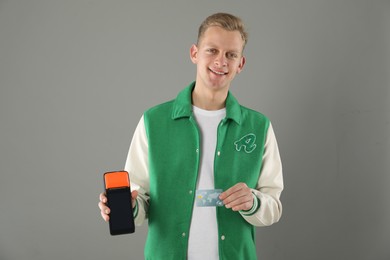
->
98 190 138 222
219 183 253 211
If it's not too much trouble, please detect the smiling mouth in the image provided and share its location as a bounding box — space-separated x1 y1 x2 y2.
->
209 68 228 75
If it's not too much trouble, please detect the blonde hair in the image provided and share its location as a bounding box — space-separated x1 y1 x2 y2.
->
197 13 248 48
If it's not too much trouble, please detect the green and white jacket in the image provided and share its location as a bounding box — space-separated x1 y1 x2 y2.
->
125 82 283 260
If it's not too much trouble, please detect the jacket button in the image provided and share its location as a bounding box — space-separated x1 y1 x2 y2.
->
217 151 221 156
196 149 199 153
189 190 193 194
221 235 225 240
182 232 186 237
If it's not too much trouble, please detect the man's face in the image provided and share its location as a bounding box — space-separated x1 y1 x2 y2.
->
190 26 246 92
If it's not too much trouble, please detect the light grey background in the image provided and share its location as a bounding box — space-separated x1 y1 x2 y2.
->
0 1 389 259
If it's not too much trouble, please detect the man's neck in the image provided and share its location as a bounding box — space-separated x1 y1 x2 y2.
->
192 85 228 111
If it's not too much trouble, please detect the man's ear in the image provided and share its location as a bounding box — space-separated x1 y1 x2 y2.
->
190 44 198 64
236 56 246 74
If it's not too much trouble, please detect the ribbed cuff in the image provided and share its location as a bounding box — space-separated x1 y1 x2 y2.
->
133 199 139 218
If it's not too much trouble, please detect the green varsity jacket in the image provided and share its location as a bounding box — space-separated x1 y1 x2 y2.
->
140 82 271 259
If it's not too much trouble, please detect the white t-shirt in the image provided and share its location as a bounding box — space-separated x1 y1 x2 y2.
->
187 106 226 260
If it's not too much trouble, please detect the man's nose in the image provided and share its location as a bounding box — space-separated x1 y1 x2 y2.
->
214 53 227 67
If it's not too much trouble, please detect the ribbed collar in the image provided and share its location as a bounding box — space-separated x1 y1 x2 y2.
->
171 81 242 125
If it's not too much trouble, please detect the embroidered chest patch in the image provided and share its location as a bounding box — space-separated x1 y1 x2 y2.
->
234 133 257 153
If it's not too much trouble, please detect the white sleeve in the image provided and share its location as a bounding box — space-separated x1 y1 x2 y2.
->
124 115 149 226
240 123 284 227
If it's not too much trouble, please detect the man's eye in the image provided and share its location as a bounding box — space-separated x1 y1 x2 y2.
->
207 49 216 54
227 53 238 59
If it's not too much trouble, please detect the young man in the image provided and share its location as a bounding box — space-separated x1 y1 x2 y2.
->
99 13 283 260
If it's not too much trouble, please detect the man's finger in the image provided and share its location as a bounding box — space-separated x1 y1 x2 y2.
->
99 192 107 203
220 183 246 199
225 194 252 208
98 201 110 214
100 211 109 222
